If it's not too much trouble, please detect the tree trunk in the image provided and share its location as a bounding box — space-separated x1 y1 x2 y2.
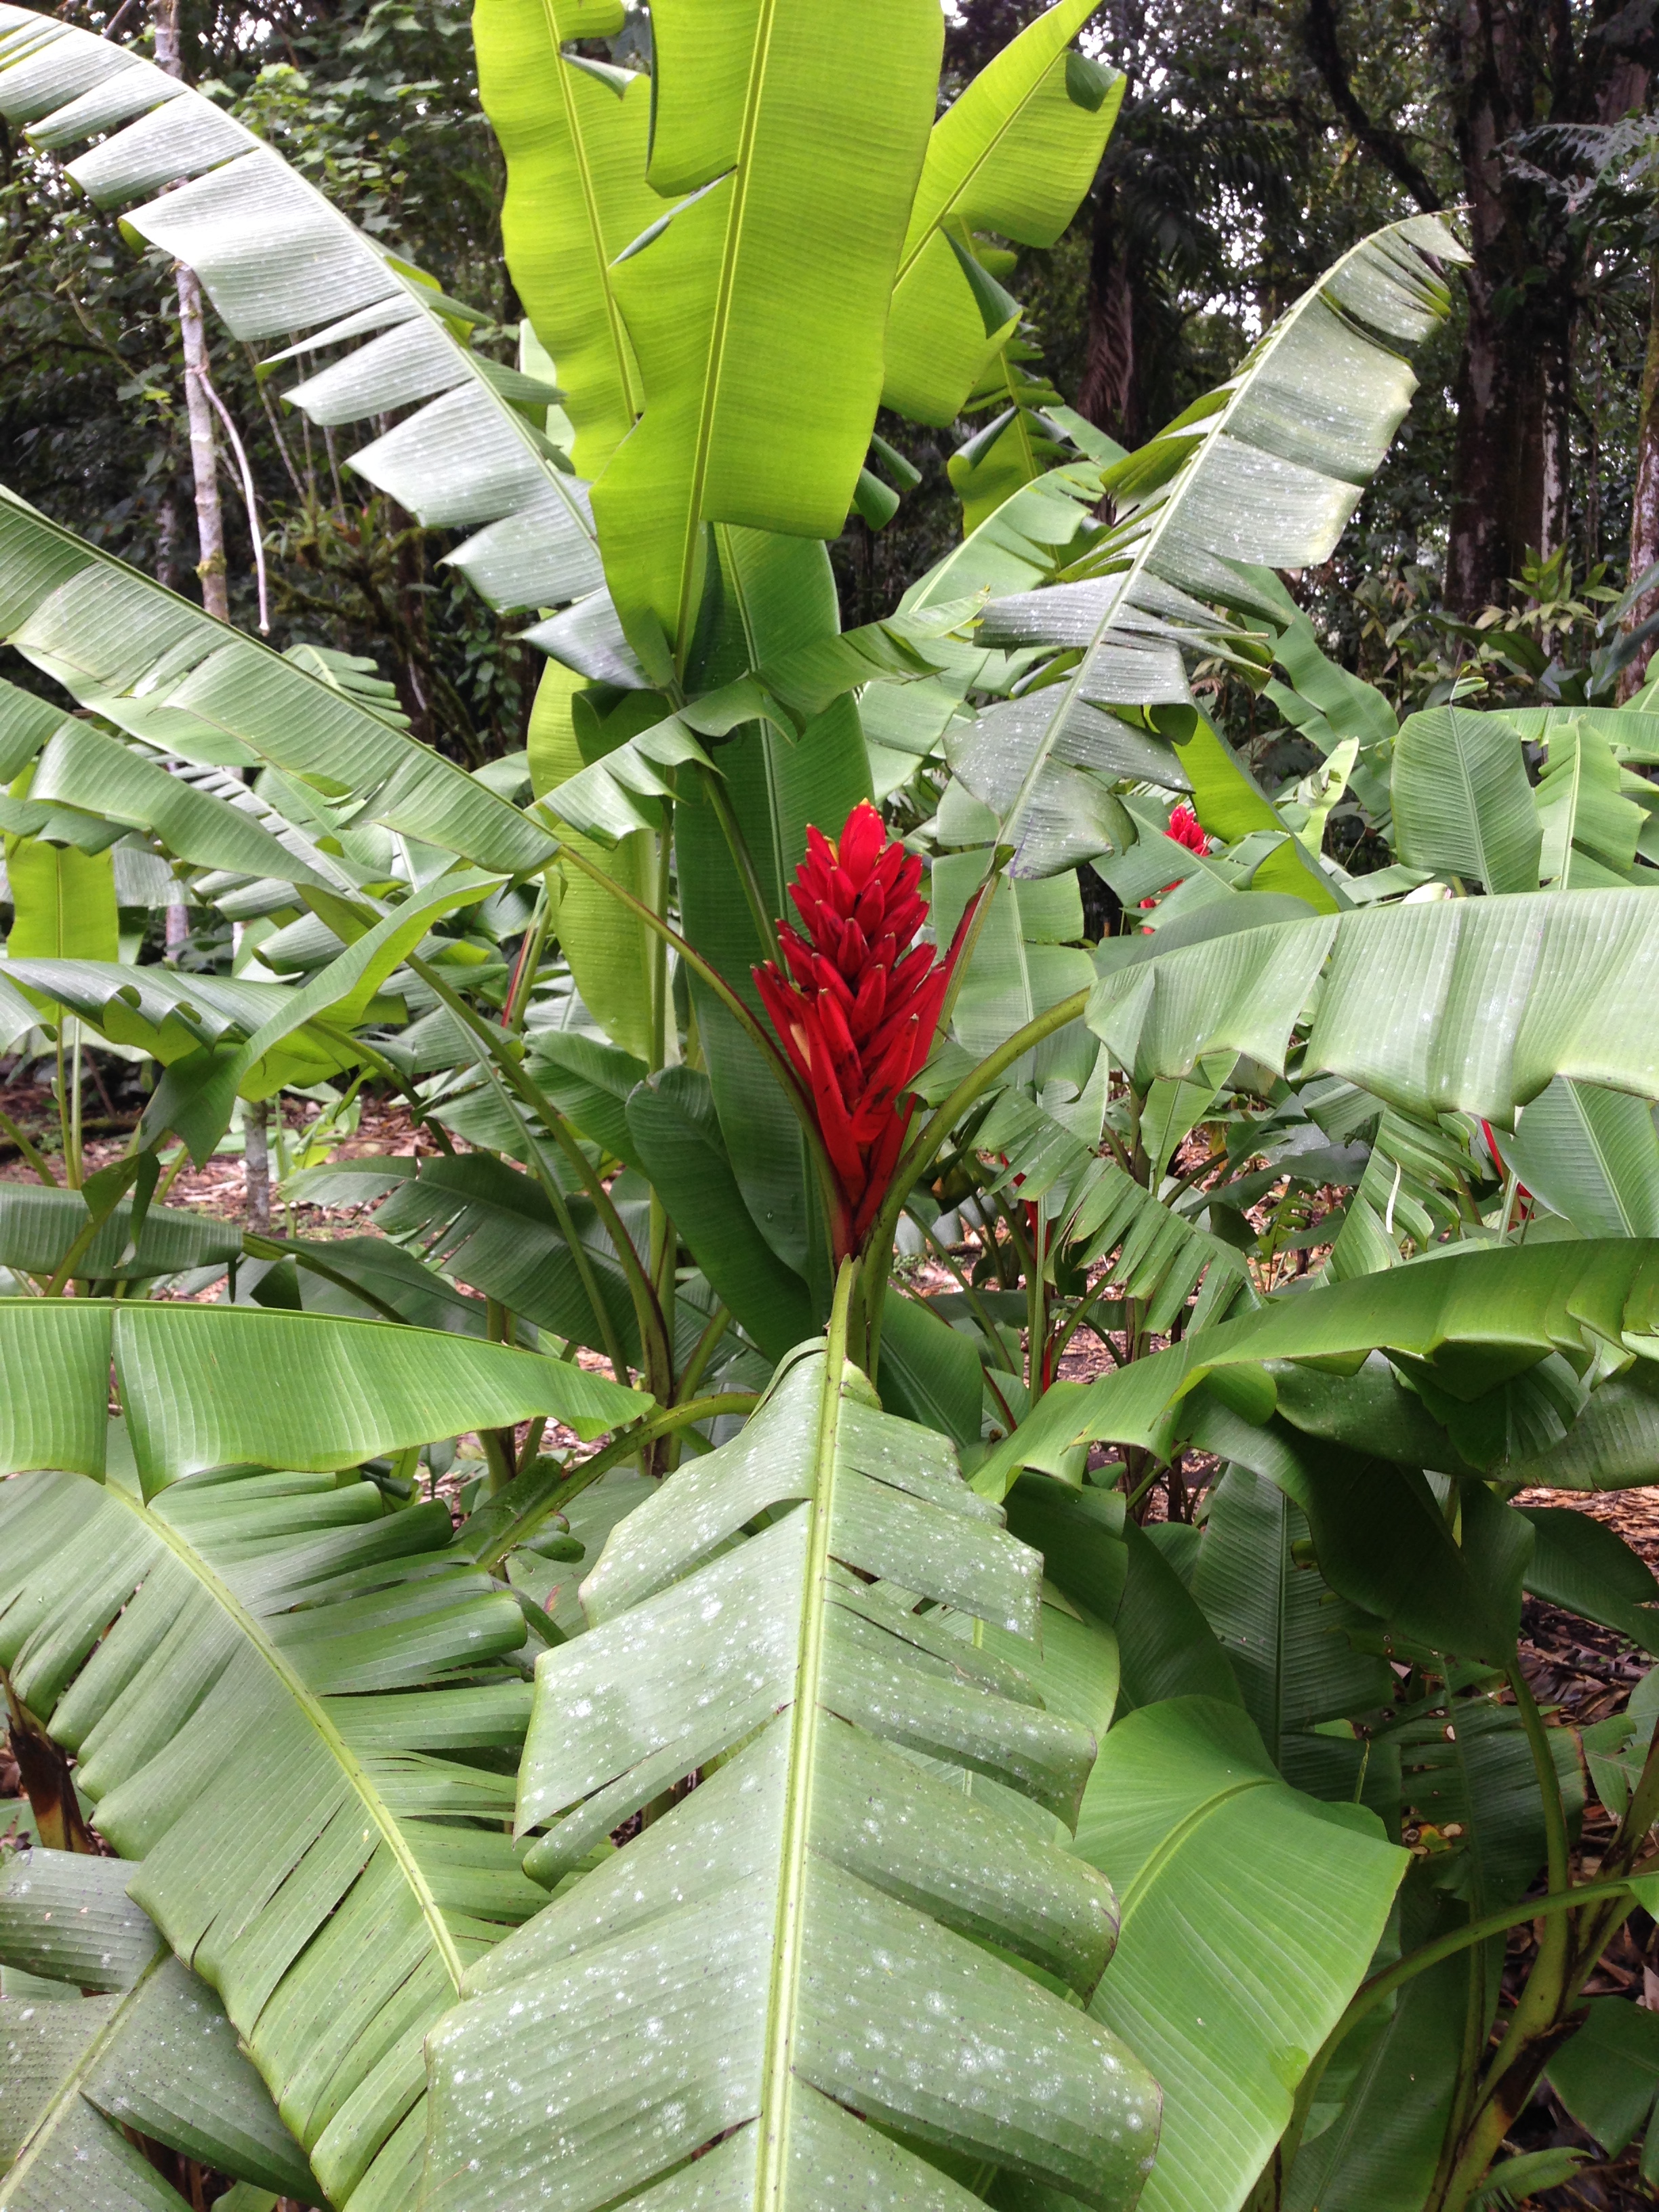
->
243 1095 271 1229
1619 243 1659 699
1078 179 1140 447
153 0 228 623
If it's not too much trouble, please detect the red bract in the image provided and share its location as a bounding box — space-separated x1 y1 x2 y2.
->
756 801 976 1259
1167 802 1208 855
1140 801 1211 919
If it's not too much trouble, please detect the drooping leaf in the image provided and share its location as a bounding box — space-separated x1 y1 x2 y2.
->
977 1238 1659 1494
0 1298 646 1489
1502 1076 1659 1238
0 491 554 874
0 3 603 625
0 1849 316 2207
0 1185 241 1282
1086 890 1659 1118
422 1343 1162 2211
0 1458 552 2212
1076 1696 1406 2212
947 216 1467 873
1389 708 1541 894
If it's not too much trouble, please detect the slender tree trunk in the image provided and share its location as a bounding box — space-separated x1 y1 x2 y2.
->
1620 243 1659 699
243 1096 271 1228
152 0 227 622
1078 178 1140 447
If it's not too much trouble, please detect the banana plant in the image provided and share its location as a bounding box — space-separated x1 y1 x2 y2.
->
5 3 1659 2210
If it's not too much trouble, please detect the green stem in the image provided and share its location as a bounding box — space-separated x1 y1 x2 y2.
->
456 1392 760 1570
1027 1204 1047 1397
699 762 779 965
505 877 553 1032
675 1302 733 1406
545 830 846 1249
408 953 670 1393
69 1024 83 1191
309 1021 457 1156
0 1103 58 1186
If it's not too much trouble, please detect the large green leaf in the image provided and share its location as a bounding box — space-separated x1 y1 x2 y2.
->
1191 1464 1394 1781
948 215 1466 873
371 1151 647 1368
0 491 553 874
624 1065 814 1359
422 1341 1161 2211
1002 1475 1244 1715
1547 1996 1659 2163
474 0 659 478
1086 890 1659 1118
1283 1938 1470 2212
0 1456 551 2212
1502 1076 1659 1237
883 0 1122 425
1183 1398 1526 1666
590 0 943 663
1508 1359 1659 1489
1076 1697 1405 2212
0 3 602 626
0 1185 241 1282
529 665 660 1061
3 833 117 965
0 1299 644 1488
1389 708 1541 894
26 718 344 890
0 1849 316 2208
977 1239 1659 1492
673 529 874 1286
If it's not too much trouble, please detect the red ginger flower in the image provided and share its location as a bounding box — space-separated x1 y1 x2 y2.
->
1140 800 1211 918
1166 802 1209 856
755 801 976 1259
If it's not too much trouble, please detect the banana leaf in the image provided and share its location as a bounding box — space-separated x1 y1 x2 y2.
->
947 216 1467 874
0 1849 316 2207
0 3 602 626
0 1298 645 1488
884 0 1122 424
0 1454 555 2212
422 1340 1162 2211
590 0 944 663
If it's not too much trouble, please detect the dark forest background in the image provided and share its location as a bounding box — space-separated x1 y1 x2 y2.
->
4 0 1658 762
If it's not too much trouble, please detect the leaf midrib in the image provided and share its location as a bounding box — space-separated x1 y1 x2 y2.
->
675 0 781 665
999 222 1429 857
756 1348 847 2211
103 1479 466 1990
541 0 641 437
5 1951 167 2201
1113 1774 1271 1933
29 15 600 560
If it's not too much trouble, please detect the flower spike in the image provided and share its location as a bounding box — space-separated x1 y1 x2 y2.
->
756 801 976 1260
